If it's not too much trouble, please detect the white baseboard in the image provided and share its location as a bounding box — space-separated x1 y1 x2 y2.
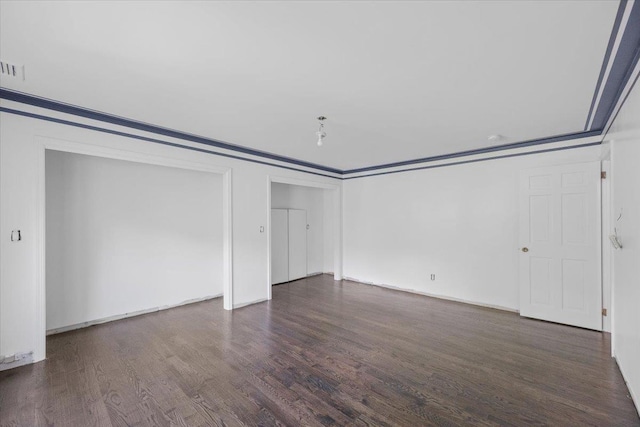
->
615 354 640 417
234 297 268 309
0 351 34 372
46 294 223 336
342 276 518 313
272 272 325 286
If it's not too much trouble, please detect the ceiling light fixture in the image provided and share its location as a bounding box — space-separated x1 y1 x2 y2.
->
316 116 327 147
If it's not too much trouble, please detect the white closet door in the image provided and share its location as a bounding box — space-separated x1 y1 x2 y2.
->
288 209 307 281
271 209 289 284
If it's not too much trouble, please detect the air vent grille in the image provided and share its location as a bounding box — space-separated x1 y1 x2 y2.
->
0 61 24 80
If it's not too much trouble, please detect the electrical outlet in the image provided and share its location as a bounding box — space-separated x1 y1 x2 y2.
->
430 274 436 281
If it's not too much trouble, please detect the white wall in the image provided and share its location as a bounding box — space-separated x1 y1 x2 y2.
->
607 78 640 412
343 145 605 311
45 151 223 331
271 183 329 275
0 101 341 362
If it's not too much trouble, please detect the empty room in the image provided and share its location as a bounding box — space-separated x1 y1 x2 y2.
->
0 1 639 426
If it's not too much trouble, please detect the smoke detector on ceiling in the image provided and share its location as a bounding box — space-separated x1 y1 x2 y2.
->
0 61 25 81
487 134 504 144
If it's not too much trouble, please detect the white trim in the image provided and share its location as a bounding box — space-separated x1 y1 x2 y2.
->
271 272 327 287
1 98 607 181
306 272 324 277
266 177 273 301
270 175 340 190
610 143 617 357
222 169 234 310
234 297 268 309
0 99 343 180
601 159 612 334
342 135 603 179
0 352 34 372
603 53 640 135
587 0 635 130
0 118 1 357
46 294 222 336
342 276 518 313
35 135 234 362
34 141 46 362
36 134 231 175
334 185 344 281
597 162 604 331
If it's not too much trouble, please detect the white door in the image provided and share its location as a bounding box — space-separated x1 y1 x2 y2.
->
288 209 307 281
271 209 289 284
519 162 602 330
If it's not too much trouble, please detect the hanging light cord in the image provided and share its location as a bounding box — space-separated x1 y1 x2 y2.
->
316 116 327 146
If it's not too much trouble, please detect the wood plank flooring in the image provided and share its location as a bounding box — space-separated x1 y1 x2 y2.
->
1 275 638 426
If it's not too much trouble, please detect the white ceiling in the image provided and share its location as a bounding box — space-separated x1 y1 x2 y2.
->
0 1 619 171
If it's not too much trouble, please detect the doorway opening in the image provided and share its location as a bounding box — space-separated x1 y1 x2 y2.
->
267 176 341 299
34 136 232 361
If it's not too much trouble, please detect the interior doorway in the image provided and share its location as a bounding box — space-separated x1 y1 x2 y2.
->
34 136 233 361
45 150 225 335
267 176 341 299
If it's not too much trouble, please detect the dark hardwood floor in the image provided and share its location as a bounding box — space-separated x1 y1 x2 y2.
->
1 275 638 426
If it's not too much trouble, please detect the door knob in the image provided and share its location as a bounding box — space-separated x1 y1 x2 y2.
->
522 247 529 253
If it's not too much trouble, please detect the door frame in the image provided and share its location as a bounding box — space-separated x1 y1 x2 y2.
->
266 175 342 300
601 160 612 335
34 135 233 362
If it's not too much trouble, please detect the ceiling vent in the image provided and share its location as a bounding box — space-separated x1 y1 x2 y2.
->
0 61 25 80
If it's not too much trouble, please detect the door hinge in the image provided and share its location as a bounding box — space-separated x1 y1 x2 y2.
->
602 308 607 316
601 171 607 179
